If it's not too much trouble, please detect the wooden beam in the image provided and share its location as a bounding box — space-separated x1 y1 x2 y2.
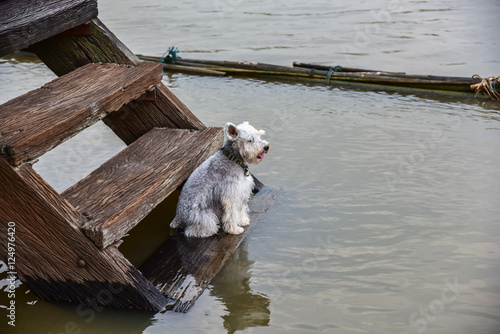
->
104 84 206 145
139 187 280 312
0 61 163 166
0 157 168 310
30 17 140 76
62 127 224 249
0 0 98 57
59 21 92 36
30 17 206 140
136 86 156 102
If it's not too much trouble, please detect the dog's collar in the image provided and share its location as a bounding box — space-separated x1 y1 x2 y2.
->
221 149 250 177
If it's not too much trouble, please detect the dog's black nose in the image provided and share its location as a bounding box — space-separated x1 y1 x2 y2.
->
264 145 270 152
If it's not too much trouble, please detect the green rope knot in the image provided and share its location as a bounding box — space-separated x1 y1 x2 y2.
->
325 65 343 84
161 46 181 64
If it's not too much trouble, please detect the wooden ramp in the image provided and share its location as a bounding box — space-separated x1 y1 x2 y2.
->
0 0 277 312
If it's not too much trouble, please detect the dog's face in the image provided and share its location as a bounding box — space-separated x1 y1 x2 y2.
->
224 122 270 165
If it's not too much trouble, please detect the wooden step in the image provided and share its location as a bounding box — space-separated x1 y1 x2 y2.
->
0 61 163 166
62 127 224 249
0 0 98 57
139 187 280 312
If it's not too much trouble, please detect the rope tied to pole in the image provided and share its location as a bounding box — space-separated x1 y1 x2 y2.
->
325 65 343 84
471 75 500 101
161 46 181 64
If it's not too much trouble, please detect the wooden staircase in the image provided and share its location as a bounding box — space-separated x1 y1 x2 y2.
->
0 0 277 312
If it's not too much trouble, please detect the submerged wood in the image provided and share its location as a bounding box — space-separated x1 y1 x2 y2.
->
139 187 280 312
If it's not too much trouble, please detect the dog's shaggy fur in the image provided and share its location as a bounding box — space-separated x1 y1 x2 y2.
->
170 122 270 237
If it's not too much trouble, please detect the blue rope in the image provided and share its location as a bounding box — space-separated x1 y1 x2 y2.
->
485 76 499 97
325 65 343 84
487 80 495 96
492 76 498 93
161 46 181 64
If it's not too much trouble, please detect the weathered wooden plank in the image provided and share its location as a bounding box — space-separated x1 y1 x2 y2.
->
0 61 163 166
30 17 206 141
0 157 168 311
61 127 224 249
0 0 98 57
139 187 280 312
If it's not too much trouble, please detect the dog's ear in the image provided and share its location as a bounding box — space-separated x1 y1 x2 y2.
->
225 122 239 141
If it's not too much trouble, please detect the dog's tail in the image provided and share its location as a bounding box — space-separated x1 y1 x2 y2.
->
170 215 182 229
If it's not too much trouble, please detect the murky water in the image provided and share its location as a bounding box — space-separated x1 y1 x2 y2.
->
1 0 500 333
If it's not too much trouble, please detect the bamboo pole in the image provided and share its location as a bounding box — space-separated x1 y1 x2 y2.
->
293 61 383 73
162 63 226 76
136 54 493 97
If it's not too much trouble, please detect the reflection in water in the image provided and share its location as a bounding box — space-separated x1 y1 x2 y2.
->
210 240 270 334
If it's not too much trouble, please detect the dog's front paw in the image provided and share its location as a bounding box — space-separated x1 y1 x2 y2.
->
225 225 244 235
239 217 250 226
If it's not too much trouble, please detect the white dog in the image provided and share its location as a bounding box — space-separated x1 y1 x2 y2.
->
170 122 270 237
